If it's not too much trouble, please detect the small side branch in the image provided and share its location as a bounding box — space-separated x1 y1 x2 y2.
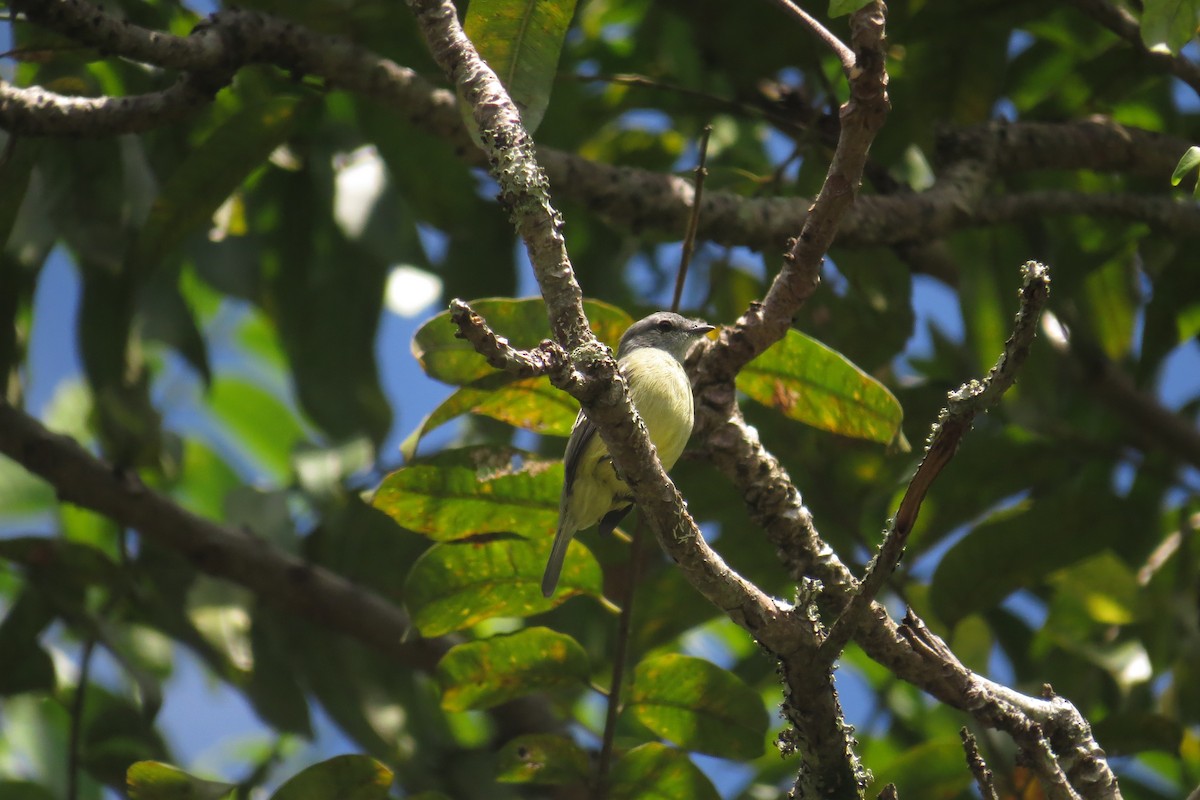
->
960 728 999 800
820 261 1050 660
765 0 857 75
448 299 569 379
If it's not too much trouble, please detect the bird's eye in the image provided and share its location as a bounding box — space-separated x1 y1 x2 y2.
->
656 319 673 333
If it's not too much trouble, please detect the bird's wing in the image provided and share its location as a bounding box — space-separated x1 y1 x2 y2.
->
561 408 598 493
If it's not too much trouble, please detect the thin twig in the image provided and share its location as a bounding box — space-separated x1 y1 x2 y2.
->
66 638 97 800
960 728 999 800
764 0 857 76
671 124 713 313
819 261 1051 662
595 514 646 796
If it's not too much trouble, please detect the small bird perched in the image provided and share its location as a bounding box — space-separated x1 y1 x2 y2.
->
541 311 715 597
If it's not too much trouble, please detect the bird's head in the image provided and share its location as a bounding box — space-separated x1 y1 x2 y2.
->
616 312 716 362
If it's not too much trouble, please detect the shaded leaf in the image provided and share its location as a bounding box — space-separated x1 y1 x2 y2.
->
129 95 308 272
412 297 632 386
627 653 768 760
405 537 602 637
400 374 578 460
930 491 1130 626
126 761 235 800
496 734 590 784
270 755 393 800
738 329 903 445
608 743 719 800
437 627 589 711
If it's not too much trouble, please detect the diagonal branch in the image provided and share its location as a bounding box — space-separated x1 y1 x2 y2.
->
820 261 1051 661
0 400 561 735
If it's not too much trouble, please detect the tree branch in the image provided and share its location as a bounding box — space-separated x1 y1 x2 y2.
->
765 0 857 74
0 400 561 735
1063 0 1200 97
820 262 1050 662
3 3 1190 253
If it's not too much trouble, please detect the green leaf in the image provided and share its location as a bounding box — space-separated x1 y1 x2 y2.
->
207 376 307 481
829 0 873 16
608 743 720 800
463 0 579 134
126 761 235 800
627 653 768 760
0 590 56 696
436 627 590 711
0 136 41 247
0 454 55 520
737 329 904 444
1091 712 1184 756
129 95 308 272
1170 145 1200 186
496 734 590 784
400 374 578 460
1141 0 1200 54
269 755 393 800
405 536 602 637
412 297 632 386
373 447 561 541
1081 254 1137 361
871 735 973 799
930 491 1130 626
0 781 58 800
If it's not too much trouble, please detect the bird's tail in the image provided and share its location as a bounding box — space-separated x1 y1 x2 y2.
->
541 524 573 597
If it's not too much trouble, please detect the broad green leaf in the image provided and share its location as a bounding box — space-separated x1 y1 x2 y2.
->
496 734 590 784
412 298 632 386
126 761 235 800
269 755 393 800
400 374 578 460
373 447 561 541
1141 0 1200 54
930 491 1130 626
207 376 307 481
463 0 578 134
738 329 903 444
608 743 720 800
128 95 308 272
437 627 589 711
627 653 768 760
405 536 602 637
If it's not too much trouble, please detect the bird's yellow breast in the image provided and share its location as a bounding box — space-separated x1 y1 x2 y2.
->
620 347 695 470
562 347 696 533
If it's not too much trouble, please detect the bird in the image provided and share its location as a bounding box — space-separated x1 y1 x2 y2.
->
541 311 715 597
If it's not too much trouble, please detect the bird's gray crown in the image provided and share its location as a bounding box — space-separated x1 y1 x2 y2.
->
616 311 716 362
